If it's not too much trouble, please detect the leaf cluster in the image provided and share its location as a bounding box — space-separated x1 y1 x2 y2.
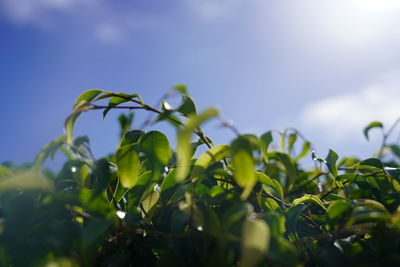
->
1 86 400 266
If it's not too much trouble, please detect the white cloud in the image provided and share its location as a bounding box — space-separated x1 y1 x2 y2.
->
300 72 400 141
0 0 94 24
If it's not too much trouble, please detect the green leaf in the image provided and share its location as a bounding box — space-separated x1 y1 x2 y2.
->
92 158 112 197
359 158 384 169
288 133 297 153
140 131 171 179
240 219 270 267
177 96 197 116
292 194 326 210
116 145 141 189
103 96 130 119
118 113 134 139
231 136 257 200
160 169 178 202
296 141 311 161
285 204 307 240
65 89 103 144
350 206 390 224
271 152 297 189
33 136 67 169
174 84 188 95
355 199 388 212
363 121 383 141
176 108 219 182
327 200 353 221
257 172 284 200
0 170 53 192
260 131 273 163
325 149 339 178
142 190 160 218
384 167 400 183
128 171 153 207
190 144 230 180
95 92 141 103
120 130 144 147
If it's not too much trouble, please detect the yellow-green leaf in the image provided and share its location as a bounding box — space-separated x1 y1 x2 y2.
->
231 136 256 200
65 89 103 144
190 144 230 180
293 194 326 210
116 145 140 189
240 218 270 267
0 170 53 192
176 108 219 182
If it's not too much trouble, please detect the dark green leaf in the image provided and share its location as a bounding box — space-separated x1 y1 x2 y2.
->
325 149 339 178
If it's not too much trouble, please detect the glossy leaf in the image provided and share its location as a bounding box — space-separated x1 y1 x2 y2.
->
116 145 140 189
292 194 326 210
140 131 171 179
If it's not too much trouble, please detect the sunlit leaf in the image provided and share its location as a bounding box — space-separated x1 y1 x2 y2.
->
0 170 53 192
174 84 188 95
65 89 103 144
257 172 284 200
176 108 219 182
327 200 353 221
231 136 256 200
288 133 297 153
140 131 171 179
190 144 230 180
240 218 270 267
292 194 326 210
260 131 273 163
296 141 311 161
116 145 140 189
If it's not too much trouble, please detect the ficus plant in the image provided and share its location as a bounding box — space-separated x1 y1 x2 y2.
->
1 85 400 266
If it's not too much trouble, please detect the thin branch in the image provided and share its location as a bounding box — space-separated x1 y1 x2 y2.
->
378 117 400 159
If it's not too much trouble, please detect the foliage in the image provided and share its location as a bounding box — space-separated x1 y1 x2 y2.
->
1 86 400 266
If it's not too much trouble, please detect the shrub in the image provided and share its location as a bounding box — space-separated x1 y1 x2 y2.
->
1 85 400 266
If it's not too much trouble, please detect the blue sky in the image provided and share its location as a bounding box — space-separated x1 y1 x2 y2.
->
1 0 400 165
